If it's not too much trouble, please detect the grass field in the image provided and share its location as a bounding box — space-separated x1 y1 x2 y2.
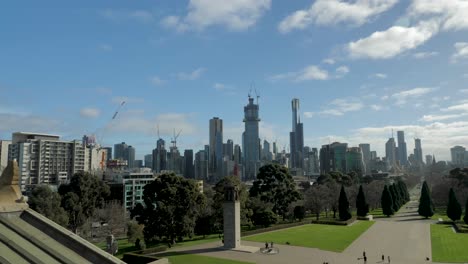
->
244 221 374 252
431 224 468 263
156 252 254 264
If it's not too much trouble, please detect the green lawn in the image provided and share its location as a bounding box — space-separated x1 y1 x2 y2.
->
244 221 374 252
431 224 468 263
156 252 253 264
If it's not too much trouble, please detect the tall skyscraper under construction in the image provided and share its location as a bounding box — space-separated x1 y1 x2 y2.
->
242 95 260 180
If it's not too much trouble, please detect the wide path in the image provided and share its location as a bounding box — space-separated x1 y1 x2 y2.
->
154 185 449 263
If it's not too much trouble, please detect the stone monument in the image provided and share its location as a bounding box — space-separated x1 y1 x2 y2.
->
223 183 241 249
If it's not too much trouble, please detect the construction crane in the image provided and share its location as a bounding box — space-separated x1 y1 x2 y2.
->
112 101 126 119
170 129 182 149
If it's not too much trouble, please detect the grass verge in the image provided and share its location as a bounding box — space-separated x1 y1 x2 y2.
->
431 224 468 263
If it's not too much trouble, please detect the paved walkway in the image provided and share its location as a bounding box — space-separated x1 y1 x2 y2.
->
154 186 449 263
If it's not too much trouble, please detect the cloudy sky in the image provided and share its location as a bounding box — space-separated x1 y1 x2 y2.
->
1 0 468 161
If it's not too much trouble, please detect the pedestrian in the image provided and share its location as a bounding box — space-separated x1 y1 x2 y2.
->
265 242 268 249
364 256 367 263
382 254 384 262
363 250 366 257
271 241 274 248
388 256 391 263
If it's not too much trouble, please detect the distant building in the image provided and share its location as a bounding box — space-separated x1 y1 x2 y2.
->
234 144 242 164
385 137 397 169
152 138 167 173
184 149 194 179
209 117 223 180
102 147 112 161
320 144 334 174
144 154 153 169
451 146 466 166
304 147 319 175
8 132 85 192
224 139 234 161
195 150 208 180
346 147 364 175
290 98 304 170
370 151 377 160
359 143 371 174
134 159 143 168
331 142 348 173
117 170 155 210
242 96 261 180
262 140 272 162
414 138 424 166
126 146 136 168
114 142 128 160
426 155 433 166
397 131 408 166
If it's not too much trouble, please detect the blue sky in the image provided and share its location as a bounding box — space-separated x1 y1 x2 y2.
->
1 0 468 161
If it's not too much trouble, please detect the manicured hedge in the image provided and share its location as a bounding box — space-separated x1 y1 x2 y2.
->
242 220 309 236
453 222 468 233
310 217 356 226
132 245 168 255
122 253 161 264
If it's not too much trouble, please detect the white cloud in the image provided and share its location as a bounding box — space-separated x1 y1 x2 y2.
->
303 112 314 118
80 107 101 118
111 96 144 104
101 9 154 23
98 44 112 52
278 0 398 33
129 10 154 23
391 87 436 105
408 0 468 31
213 83 225 90
348 20 439 59
296 65 330 81
459 89 468 93
372 73 387 79
370 104 383 111
442 103 468 112
0 113 60 133
413 51 439 59
311 98 364 116
162 0 271 32
177 67 206 80
323 58 335 65
336 66 350 75
463 73 468 78
150 76 165 86
420 113 468 122
452 42 468 62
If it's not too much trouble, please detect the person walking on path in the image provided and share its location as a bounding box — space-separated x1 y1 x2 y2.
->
363 251 366 258
382 255 384 262
270 242 274 248
265 242 268 249
388 256 391 263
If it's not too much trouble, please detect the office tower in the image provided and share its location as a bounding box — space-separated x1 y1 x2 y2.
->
397 131 408 166
319 144 334 174
126 145 135 168
262 140 272 162
290 98 304 169
234 144 242 164
114 142 128 160
225 139 234 160
102 147 112 161
304 147 319 175
385 137 397 169
425 155 433 166
331 142 348 173
82 134 96 146
8 132 85 192
184 149 194 179
451 146 466 166
370 151 377 160
152 138 167 173
134 160 143 168
0 140 11 175
272 141 277 159
195 150 208 180
242 95 260 180
414 138 423 165
346 147 364 175
209 117 223 179
359 143 371 175
144 154 153 169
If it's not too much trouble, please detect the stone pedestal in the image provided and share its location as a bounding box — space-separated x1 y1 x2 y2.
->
223 201 240 249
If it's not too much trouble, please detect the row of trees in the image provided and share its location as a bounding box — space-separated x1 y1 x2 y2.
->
381 181 410 217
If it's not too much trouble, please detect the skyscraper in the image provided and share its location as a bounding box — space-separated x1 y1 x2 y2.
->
114 142 128 160
126 145 135 168
195 150 208 180
209 117 223 179
102 147 112 161
152 138 167 172
397 131 408 166
184 149 194 179
225 139 234 160
243 95 260 180
289 98 304 169
346 147 364 175
414 138 423 166
144 154 153 169
319 144 334 174
359 143 370 175
385 137 397 169
451 146 466 166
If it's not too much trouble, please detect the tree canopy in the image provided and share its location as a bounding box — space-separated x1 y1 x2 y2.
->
381 185 394 217
356 185 369 217
131 172 203 244
418 181 434 218
28 185 68 226
249 164 301 219
338 185 352 221
447 188 462 222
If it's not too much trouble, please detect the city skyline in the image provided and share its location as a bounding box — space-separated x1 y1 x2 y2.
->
2 1 468 160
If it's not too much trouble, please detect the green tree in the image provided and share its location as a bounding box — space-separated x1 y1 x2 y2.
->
131 173 203 245
127 220 144 245
381 185 394 217
293 205 306 221
418 181 434 218
338 186 352 221
356 185 369 217
389 184 400 212
28 185 69 226
59 172 110 233
249 164 301 220
447 188 462 222
464 197 468 224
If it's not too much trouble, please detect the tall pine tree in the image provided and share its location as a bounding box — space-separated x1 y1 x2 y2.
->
418 181 434 218
381 185 394 217
464 197 468 224
389 184 400 212
356 185 369 217
447 188 462 222
339 186 352 221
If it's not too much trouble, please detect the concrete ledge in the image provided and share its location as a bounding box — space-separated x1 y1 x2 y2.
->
226 245 259 253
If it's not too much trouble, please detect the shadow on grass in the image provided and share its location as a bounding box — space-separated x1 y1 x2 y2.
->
155 247 225 258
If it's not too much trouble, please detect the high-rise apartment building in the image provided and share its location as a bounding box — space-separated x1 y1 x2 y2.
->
234 144 242 164
242 96 260 180
184 149 194 179
209 117 223 179
8 132 85 192
289 98 304 169
114 142 128 160
397 131 408 166
152 138 167 173
414 138 423 166
126 145 136 168
451 146 466 166
319 144 334 174
195 150 208 180
144 154 153 169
